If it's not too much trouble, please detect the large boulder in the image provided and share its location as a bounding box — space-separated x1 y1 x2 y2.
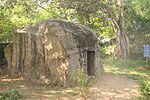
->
4 19 103 86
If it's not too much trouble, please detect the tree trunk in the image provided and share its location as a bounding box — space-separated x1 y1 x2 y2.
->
117 0 130 59
107 0 130 59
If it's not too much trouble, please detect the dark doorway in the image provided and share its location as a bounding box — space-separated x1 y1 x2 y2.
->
87 51 95 76
0 43 9 67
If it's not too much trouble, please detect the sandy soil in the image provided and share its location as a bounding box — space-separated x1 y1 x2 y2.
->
0 73 140 100
92 73 140 100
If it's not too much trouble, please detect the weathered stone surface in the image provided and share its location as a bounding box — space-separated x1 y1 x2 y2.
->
4 19 103 86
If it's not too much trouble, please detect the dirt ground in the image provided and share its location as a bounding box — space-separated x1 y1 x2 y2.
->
0 73 139 100
92 73 139 100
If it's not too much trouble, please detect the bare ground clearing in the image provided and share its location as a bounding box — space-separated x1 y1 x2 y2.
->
0 73 139 100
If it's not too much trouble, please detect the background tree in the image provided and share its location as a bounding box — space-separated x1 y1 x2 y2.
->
125 0 150 59
1 0 150 60
0 1 14 42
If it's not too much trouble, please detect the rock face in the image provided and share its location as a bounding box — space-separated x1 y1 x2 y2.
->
4 19 103 86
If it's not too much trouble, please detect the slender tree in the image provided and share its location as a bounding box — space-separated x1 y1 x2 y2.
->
105 0 129 59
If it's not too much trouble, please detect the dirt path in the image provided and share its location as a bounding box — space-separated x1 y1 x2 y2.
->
0 73 140 100
92 73 140 100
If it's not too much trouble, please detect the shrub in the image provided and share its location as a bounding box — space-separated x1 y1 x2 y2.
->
139 80 150 100
71 69 96 98
0 89 22 100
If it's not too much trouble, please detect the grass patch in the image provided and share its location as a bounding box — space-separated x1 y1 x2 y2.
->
104 59 150 99
71 69 96 98
138 80 150 100
0 88 23 100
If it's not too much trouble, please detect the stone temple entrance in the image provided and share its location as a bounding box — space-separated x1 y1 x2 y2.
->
87 51 95 76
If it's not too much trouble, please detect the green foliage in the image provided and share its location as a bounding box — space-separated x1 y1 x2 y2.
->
138 80 150 100
71 69 96 96
0 89 22 100
125 0 150 34
0 0 114 44
124 0 150 59
0 9 14 42
61 0 113 37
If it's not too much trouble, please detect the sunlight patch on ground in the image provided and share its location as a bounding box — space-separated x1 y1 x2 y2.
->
104 65 119 73
104 65 150 80
128 71 149 78
47 90 61 95
1 77 25 82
